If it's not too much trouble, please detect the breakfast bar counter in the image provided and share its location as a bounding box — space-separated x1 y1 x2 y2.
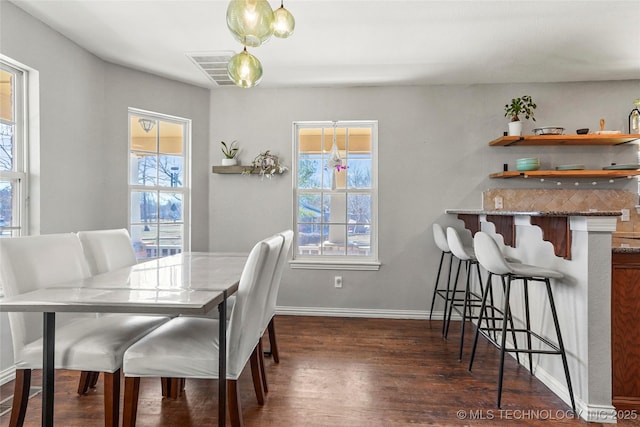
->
445 209 621 260
445 208 620 422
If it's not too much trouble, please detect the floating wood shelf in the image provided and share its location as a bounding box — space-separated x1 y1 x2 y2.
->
212 165 253 174
211 165 287 175
488 134 640 146
490 170 640 179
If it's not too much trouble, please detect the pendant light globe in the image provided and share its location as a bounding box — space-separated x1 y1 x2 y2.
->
273 2 295 38
226 0 274 48
227 48 263 88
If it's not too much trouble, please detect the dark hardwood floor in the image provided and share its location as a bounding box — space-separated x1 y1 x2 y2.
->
1 316 638 426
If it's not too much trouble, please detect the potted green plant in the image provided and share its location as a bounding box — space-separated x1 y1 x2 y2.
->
504 95 536 136
220 140 239 166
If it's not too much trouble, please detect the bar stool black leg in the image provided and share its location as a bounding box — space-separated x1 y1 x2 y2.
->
459 260 483 360
445 258 466 338
545 279 576 413
458 261 472 360
469 272 493 372
475 263 496 339
428 251 446 320
441 255 459 336
429 251 453 320
487 280 497 341
523 278 533 373
497 275 513 408
501 275 520 364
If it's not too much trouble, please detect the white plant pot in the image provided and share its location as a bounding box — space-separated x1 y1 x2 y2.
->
221 158 237 166
508 121 523 136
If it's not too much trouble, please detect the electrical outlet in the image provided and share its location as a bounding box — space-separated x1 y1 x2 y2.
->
334 276 343 288
621 208 630 221
494 196 503 209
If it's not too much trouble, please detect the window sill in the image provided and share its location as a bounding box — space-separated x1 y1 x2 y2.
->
289 259 381 271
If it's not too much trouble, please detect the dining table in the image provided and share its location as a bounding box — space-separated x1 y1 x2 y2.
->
0 251 248 427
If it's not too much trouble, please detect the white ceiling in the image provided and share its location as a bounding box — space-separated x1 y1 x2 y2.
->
10 0 640 89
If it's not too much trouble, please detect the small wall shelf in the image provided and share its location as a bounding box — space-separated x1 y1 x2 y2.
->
489 134 640 146
212 165 253 174
490 170 640 179
211 165 287 175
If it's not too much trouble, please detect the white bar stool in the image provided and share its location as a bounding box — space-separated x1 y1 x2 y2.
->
468 231 576 413
444 227 491 359
428 223 461 335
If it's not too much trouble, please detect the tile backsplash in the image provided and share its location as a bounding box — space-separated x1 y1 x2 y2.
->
483 188 640 232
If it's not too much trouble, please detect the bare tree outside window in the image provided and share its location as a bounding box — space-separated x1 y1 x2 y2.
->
294 121 377 262
129 111 190 259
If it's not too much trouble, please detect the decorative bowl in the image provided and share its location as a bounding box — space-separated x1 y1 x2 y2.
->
576 128 589 134
516 158 540 171
533 127 565 135
516 164 541 171
556 164 585 170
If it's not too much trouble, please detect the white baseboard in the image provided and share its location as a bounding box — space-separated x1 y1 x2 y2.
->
276 305 461 320
0 366 15 387
533 365 617 423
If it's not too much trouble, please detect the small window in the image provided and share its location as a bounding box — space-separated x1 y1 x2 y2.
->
128 109 191 260
0 59 27 238
292 121 379 270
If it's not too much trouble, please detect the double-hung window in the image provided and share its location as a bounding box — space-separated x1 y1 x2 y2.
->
0 60 27 238
128 109 190 260
292 121 379 270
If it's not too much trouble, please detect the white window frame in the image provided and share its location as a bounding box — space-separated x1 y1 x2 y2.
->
291 120 380 271
128 108 191 259
0 58 28 238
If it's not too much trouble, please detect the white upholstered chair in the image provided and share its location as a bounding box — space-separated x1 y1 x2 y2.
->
257 230 293 387
77 228 138 275
198 229 293 396
237 229 294 397
75 228 144 394
0 233 169 427
122 234 284 427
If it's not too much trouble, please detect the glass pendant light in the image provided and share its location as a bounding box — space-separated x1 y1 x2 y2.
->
227 47 263 88
327 122 344 170
272 0 295 38
226 0 274 48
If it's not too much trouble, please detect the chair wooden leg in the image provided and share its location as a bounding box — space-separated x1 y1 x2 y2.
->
78 371 101 395
168 378 185 399
78 371 91 395
249 346 265 405
161 377 169 397
123 377 140 427
258 339 268 393
227 379 244 427
103 370 121 427
161 377 184 399
267 317 279 363
90 371 100 388
9 369 31 427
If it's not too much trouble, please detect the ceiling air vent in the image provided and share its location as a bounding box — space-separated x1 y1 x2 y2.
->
187 52 236 86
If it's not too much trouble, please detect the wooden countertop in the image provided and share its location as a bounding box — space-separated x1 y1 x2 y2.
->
612 233 640 253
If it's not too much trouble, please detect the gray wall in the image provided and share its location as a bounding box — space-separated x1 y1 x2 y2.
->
210 81 640 315
2 0 640 384
0 1 210 372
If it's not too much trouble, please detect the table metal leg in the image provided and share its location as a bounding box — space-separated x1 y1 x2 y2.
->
42 312 55 427
218 291 227 427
